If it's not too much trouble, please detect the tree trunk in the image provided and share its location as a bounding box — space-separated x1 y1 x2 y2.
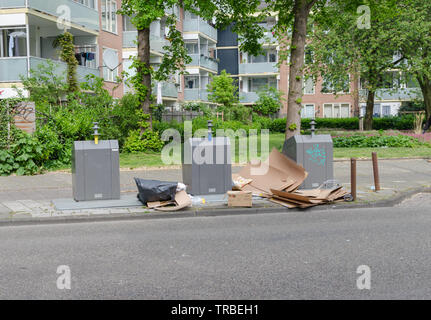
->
137 27 153 130
285 0 310 140
417 74 431 132
364 89 375 130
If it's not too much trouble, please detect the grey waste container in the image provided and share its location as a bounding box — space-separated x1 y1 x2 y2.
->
282 122 333 189
72 140 120 201
182 136 232 196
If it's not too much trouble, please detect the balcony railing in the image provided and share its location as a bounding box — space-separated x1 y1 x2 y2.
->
0 0 99 31
239 92 259 104
0 57 27 82
123 31 137 48
123 32 169 54
183 18 218 41
0 0 25 8
239 62 278 75
184 89 209 102
152 82 179 99
0 57 99 83
359 88 422 101
187 54 218 72
30 57 99 82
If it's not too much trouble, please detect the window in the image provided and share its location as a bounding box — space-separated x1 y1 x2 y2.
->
301 104 315 118
249 49 278 64
323 103 350 118
0 28 27 57
185 76 199 89
73 0 96 9
378 71 400 89
185 42 198 54
102 0 117 33
321 75 350 93
248 77 277 92
103 48 119 82
123 15 135 32
402 73 420 88
303 77 315 94
382 105 391 117
373 104 381 117
304 47 313 64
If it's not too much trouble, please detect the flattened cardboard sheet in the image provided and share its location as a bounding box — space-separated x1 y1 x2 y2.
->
239 148 306 194
154 190 192 212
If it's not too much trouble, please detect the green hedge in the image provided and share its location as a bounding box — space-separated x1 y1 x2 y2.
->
333 134 427 148
265 116 415 133
154 116 416 137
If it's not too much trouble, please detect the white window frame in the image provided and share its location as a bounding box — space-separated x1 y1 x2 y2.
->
303 77 315 95
73 0 97 10
321 75 351 94
101 0 117 34
323 103 351 118
301 104 315 119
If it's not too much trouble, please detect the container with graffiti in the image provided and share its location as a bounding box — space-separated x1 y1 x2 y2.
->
282 122 334 189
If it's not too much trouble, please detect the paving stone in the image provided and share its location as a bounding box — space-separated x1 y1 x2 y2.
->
2 201 31 213
88 209 111 215
109 208 131 214
71 211 91 216
18 200 43 209
0 203 11 215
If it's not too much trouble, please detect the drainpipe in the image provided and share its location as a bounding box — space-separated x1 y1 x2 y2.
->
26 17 31 79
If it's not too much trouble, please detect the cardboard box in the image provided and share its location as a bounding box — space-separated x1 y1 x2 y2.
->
238 148 308 194
228 191 253 207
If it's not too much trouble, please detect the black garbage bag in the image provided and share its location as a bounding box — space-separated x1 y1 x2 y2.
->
134 178 178 205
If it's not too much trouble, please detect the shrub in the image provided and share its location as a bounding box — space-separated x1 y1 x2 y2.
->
252 87 283 116
0 130 44 176
333 134 427 148
255 116 416 133
123 129 164 153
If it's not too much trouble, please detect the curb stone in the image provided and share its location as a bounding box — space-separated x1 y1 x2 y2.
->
0 187 429 227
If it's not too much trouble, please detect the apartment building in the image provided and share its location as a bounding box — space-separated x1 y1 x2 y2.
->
0 0 123 98
0 1 420 118
122 7 219 109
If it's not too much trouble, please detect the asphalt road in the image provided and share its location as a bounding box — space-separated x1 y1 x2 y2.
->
1 202 431 300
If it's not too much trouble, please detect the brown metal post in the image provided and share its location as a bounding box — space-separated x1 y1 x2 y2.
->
351 158 357 201
372 152 381 191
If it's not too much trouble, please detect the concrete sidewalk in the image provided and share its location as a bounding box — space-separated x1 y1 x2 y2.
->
0 159 430 223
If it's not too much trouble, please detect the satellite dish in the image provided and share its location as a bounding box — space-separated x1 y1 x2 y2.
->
103 49 119 71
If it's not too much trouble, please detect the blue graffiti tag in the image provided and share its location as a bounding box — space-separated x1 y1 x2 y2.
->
306 144 326 166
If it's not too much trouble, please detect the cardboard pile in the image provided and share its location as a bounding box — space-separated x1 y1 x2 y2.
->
147 190 192 212
235 148 349 209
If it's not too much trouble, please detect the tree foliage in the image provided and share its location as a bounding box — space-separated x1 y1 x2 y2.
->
308 0 404 129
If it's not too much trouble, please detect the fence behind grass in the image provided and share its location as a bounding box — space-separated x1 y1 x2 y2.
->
161 111 204 123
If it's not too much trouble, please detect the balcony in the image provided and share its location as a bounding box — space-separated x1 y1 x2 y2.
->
152 82 179 99
359 88 422 101
30 57 99 82
123 31 137 48
0 57 99 83
239 92 259 104
239 62 278 75
184 89 209 102
0 0 25 8
183 18 218 42
0 57 27 82
0 0 99 31
239 32 277 46
123 32 169 55
187 54 218 72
